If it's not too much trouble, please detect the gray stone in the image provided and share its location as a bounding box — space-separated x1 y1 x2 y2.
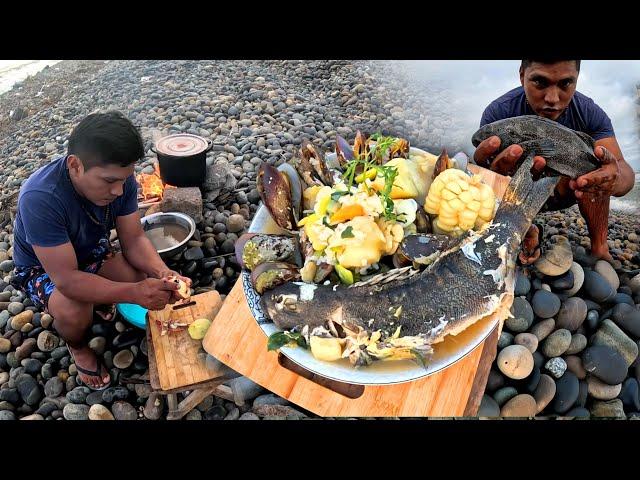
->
0 411 16 420
66 386 90 404
507 297 534 332
7 302 24 315
238 412 260 420
533 374 556 413
252 393 289 408
592 319 638 367
159 187 203 224
582 345 628 385
478 395 500 417
590 399 626 418
16 374 41 406
556 297 588 332
545 357 567 379
44 377 64 397
587 376 622 400
594 260 619 291
113 350 134 369
531 290 561 319
565 333 587 355
541 329 572 358
143 393 164 420
493 386 519 407
88 337 106 356
36 331 59 352
612 303 640 338
531 318 556 342
111 401 137 420
63 403 90 420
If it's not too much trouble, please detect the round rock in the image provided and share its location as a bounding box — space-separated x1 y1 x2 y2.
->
514 333 538 353
564 355 587 380
545 357 567 379
583 270 616 303
531 290 561 319
533 373 556 413
531 318 556 342
620 378 640 411
590 399 626 418
493 386 519 407
552 371 579 414
541 329 572 358
111 401 138 421
591 319 638 367
498 331 514 349
534 236 573 276
113 350 134 369
63 403 90 421
564 262 585 296
612 303 640 338
582 345 628 385
500 394 537 417
10 310 32 330
587 376 622 400
555 297 587 332
507 297 534 332
226 214 246 233
496 345 534 380
478 395 500 417
88 404 114 420
37 331 59 352
565 333 587 355
594 259 619 291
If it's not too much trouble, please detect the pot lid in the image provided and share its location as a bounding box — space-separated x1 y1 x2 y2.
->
155 134 209 156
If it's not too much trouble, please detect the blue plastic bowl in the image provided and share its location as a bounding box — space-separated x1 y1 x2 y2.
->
116 303 148 329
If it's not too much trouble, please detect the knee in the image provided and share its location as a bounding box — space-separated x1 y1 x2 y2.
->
49 292 93 330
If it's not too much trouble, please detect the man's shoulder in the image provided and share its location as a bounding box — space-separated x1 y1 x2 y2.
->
484 86 527 118
19 157 66 204
572 90 604 112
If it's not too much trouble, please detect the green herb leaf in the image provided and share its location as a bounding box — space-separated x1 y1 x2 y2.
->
322 216 335 229
267 331 307 351
331 190 350 201
341 226 355 238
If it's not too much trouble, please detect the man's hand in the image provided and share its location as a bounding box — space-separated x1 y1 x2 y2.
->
473 135 546 176
135 277 179 311
157 269 192 302
569 146 620 200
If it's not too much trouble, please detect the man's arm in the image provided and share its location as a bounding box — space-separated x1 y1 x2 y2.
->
33 242 139 304
116 212 170 279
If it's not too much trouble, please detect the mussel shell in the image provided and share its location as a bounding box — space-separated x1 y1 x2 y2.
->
250 262 301 295
335 135 354 167
300 139 333 186
414 209 432 234
277 163 303 222
236 233 301 271
257 163 297 231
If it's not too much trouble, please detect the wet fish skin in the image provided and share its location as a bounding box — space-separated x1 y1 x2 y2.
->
471 115 600 178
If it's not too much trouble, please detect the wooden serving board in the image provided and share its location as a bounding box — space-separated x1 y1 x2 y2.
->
148 291 223 391
203 279 502 417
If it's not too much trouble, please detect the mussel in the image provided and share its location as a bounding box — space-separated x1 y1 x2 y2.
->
250 262 301 295
235 233 302 271
257 163 298 231
393 233 458 268
294 139 334 188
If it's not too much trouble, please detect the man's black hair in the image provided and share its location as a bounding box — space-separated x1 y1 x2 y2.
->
67 110 144 169
520 60 581 71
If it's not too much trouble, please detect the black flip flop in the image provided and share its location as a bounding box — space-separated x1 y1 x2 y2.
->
67 346 112 391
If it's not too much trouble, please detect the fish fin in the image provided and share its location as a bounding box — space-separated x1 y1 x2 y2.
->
350 265 420 289
574 131 596 149
518 139 557 159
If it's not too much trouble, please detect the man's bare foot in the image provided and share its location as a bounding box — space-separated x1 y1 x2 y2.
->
519 224 542 266
591 247 614 262
94 304 116 322
68 345 111 390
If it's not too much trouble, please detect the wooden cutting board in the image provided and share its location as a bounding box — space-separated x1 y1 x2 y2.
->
148 291 223 391
203 279 502 417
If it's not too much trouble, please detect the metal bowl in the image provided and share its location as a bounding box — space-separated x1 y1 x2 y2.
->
140 211 196 259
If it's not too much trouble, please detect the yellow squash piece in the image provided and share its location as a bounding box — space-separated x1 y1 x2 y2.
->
188 318 212 340
310 336 345 362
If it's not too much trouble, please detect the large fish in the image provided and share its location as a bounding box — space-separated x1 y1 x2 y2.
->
260 116 600 365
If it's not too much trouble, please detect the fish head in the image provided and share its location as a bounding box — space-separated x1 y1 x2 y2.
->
472 118 526 150
261 282 319 331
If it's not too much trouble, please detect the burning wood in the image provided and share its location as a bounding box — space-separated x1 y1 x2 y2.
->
136 164 176 207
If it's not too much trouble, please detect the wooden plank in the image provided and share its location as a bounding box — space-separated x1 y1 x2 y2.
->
463 324 500 416
148 291 224 391
203 279 503 417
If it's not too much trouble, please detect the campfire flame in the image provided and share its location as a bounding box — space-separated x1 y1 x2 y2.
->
137 164 175 202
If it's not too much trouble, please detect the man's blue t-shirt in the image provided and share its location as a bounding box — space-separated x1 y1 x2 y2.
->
13 156 138 268
480 86 615 140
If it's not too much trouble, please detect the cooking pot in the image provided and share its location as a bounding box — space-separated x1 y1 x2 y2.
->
152 133 212 187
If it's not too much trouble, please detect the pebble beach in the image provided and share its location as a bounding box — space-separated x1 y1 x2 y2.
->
0 60 638 420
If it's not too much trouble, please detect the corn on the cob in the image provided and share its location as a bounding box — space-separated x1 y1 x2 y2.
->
424 169 496 236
